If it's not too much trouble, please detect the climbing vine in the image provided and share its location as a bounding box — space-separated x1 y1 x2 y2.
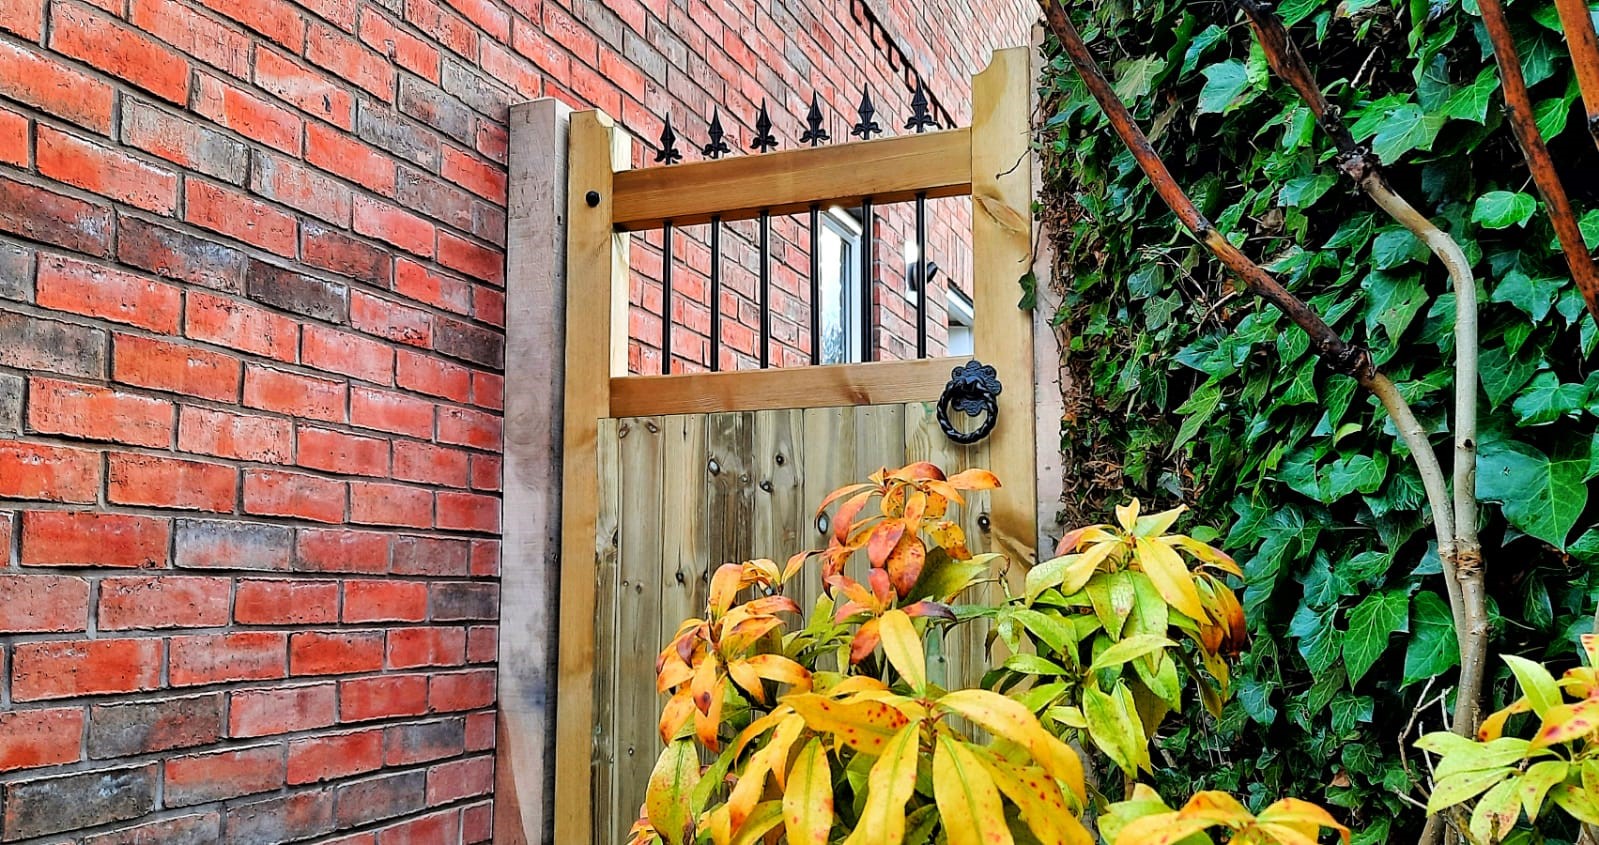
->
1037 0 1599 839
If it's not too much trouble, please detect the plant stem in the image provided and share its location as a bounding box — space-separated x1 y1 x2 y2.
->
1551 0 1599 151
1479 0 1599 325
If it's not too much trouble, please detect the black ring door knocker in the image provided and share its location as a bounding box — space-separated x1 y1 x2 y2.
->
937 359 1002 445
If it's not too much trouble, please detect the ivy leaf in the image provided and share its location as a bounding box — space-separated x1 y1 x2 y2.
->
1290 604 1343 673
1403 592 1459 686
1372 228 1428 269
1443 68 1498 123
1172 380 1223 452
1477 436 1588 550
1197 60 1253 114
1343 590 1409 685
1363 271 1427 342
1180 25 1228 76
1511 372 1590 426
1491 270 1563 322
1113 56 1167 102
1279 172 1336 209
1326 452 1388 499
1472 191 1539 229
1370 104 1445 164
1478 344 1537 409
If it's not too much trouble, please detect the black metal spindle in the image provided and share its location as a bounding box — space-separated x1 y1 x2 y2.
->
914 193 928 359
808 206 821 365
709 216 722 372
758 212 771 369
860 198 874 362
661 222 673 374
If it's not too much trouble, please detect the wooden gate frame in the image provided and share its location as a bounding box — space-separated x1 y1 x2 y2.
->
543 45 1039 845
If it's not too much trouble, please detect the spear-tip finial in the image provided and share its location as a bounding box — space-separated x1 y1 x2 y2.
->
905 79 937 133
852 89 883 139
749 99 778 153
801 93 831 146
701 109 731 159
653 113 683 164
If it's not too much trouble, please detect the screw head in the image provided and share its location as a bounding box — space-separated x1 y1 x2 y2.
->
585 190 601 207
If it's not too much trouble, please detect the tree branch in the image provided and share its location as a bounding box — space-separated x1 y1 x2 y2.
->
1479 0 1599 325
1552 0 1599 151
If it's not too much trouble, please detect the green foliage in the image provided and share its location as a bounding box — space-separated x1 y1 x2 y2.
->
1038 0 1599 836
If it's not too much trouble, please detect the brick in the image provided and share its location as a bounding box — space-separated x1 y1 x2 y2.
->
0 764 158 840
383 718 464 766
426 755 493 804
251 148 354 224
28 377 173 448
296 527 389 573
360 9 439 83
118 215 249 291
433 319 502 370
394 258 471 314
351 386 432 437
0 0 43 39
86 694 223 758
298 426 390 477
511 18 568 80
378 808 459 845
443 146 507 204
288 729 382 784
466 625 497 663
471 200 507 248
36 126 180 215
0 575 88 633
0 310 108 378
440 58 509 120
42 257 179 335
225 791 336 845
308 21 396 101
390 534 469 576
82 812 221 845
0 175 114 257
0 708 83 773
406 0 476 59
343 579 427 622
186 291 299 362
228 684 335 737
430 581 498 622
186 179 298 255
352 290 433 348
354 196 435 258
254 47 354 129
463 802 491 843
98 575 231 630
480 40 539 101
11 638 163 700
471 370 503 409
438 232 504 284
0 440 101 503
333 770 426 828
0 39 114 132
235 578 340 624
356 101 440 170
476 120 507 164
20 511 170 568
174 519 294 570
114 333 242 402
164 744 285 806
350 480 433 528
438 405 502 451
0 238 33 301
247 259 351 325
470 455 501 491
339 674 427 722
470 539 498 577
308 122 396 195
243 469 347 524
395 167 473 232
244 365 348 423
428 669 495 712
436 490 500 533
121 101 243 187
396 350 471 403
169 631 287 686
387 626 466 669
178 406 293 464
196 0 304 51
303 325 395 385
129 0 250 78
290 629 385 675
303 222 393 286
50 2 190 103
108 453 237 513
396 75 473 144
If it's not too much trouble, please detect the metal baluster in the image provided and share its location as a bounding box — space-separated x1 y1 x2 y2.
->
758 211 771 369
914 194 927 359
860 198 874 362
709 216 721 372
661 222 673 374
809 206 821 365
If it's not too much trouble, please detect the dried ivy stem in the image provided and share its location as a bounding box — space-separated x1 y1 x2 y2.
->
1551 0 1599 151
1479 0 1599 325
1230 0 1488 745
1034 0 1458 605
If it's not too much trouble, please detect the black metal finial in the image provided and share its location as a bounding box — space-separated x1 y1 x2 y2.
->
852 90 883 139
654 114 683 164
905 80 937 133
701 109 731 160
749 99 778 153
801 93 830 147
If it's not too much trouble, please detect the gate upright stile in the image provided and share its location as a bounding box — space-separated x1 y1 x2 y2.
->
553 47 1038 845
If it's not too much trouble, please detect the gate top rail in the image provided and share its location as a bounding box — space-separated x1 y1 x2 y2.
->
610 128 973 230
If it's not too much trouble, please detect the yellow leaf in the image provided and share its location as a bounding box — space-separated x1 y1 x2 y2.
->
659 689 695 743
645 740 701 845
1531 697 1599 749
1518 759 1568 822
763 714 806 790
1477 697 1530 740
1175 790 1254 828
1162 534 1243 576
727 659 766 704
933 734 1014 845
1255 798 1350 844
744 654 813 692
1133 537 1206 621
783 738 833 845
728 802 784 845
1132 505 1184 538
878 609 927 693
1469 780 1520 845
1115 499 1141 532
1114 810 1218 845
844 721 922 845
974 747 1092 845
937 689 1086 801
784 692 911 756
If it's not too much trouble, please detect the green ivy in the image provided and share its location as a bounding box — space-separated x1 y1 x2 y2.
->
1037 0 1599 838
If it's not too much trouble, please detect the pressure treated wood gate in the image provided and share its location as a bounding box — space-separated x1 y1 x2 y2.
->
553 47 1038 845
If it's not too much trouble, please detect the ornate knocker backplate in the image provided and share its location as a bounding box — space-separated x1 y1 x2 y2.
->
937 359 1002 445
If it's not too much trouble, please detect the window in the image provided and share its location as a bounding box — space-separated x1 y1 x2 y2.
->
946 286 974 358
818 207 864 364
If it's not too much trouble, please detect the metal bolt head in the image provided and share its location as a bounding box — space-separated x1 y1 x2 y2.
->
585 190 600 207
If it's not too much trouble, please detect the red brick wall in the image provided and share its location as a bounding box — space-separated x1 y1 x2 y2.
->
0 0 1029 842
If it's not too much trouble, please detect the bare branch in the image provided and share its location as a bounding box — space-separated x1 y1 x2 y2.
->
1552 0 1599 151
1479 0 1599 325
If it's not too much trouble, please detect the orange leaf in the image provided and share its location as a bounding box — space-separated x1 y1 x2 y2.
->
850 618 882 665
692 653 720 715
833 490 875 543
783 691 911 756
884 532 927 597
814 482 874 518
947 468 1001 490
893 461 945 481
1532 697 1599 749
709 564 745 616
659 689 695 744
868 521 908 568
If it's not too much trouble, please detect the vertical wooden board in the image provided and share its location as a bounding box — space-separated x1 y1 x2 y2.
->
610 416 666 845
591 419 623 845
659 414 709 663
706 412 755 572
797 406 857 612
751 409 805 565
852 404 906 482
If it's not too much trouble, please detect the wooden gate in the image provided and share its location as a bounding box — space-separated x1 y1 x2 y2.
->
553 47 1037 845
